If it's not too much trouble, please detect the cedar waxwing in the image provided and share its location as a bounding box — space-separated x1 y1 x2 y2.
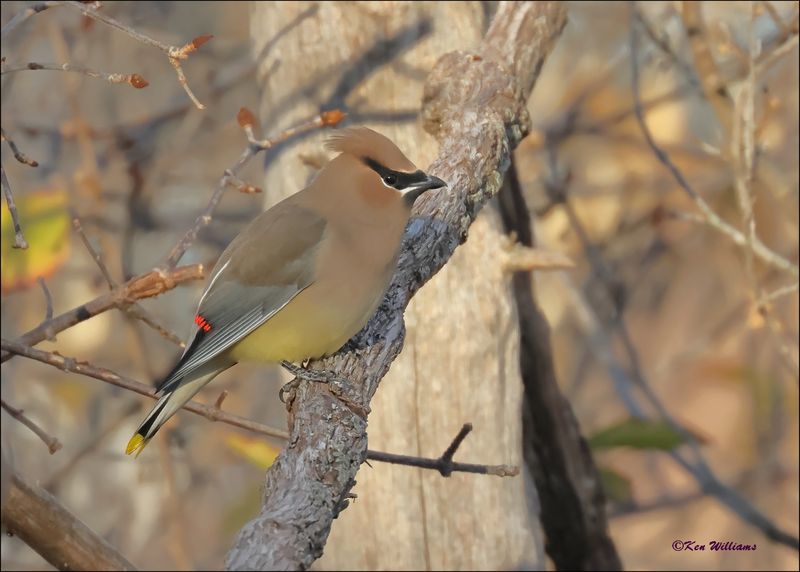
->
126 127 446 455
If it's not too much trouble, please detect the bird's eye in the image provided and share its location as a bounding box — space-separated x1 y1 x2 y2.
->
383 174 397 186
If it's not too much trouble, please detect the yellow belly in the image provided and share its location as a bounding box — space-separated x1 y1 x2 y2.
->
227 281 379 363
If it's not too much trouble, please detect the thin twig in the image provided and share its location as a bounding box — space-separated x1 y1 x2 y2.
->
2 338 289 440
225 174 262 195
0 1 59 39
550 43 800 545
73 213 116 289
15 58 257 141
731 2 761 309
1 127 39 167
635 9 700 90
396 422 519 477
681 2 732 132
1 163 28 249
161 109 345 269
1 339 517 476
1 62 149 88
755 32 799 75
1 399 63 454
214 390 229 409
123 304 185 347
36 277 54 322
74 211 185 345
559 170 800 549
577 11 798 139
761 282 799 303
0 264 205 364
36 277 56 341
63 1 210 109
760 0 791 40
629 11 798 278
367 448 518 477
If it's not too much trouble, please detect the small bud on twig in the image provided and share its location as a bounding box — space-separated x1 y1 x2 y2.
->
320 109 346 126
237 107 256 129
128 73 149 89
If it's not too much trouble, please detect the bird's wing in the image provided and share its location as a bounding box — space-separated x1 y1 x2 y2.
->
156 198 326 393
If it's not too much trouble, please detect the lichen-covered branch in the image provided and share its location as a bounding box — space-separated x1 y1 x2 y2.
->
225 2 568 570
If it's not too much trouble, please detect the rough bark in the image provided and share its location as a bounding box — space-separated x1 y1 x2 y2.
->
498 161 623 570
227 2 568 570
0 470 136 571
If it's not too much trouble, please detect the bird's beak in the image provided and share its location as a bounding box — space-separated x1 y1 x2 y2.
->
404 174 447 204
419 175 446 192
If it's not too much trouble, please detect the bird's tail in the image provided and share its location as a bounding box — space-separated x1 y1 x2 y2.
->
126 364 229 457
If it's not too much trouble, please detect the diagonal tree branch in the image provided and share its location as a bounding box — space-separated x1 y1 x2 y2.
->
225 2 568 570
1 470 136 571
1 399 63 454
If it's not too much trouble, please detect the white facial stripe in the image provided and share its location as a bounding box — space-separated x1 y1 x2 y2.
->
198 259 230 307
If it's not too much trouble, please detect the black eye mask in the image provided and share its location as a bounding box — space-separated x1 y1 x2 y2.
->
362 157 427 191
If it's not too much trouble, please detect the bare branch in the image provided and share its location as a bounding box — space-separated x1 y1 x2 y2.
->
1 62 149 88
681 2 732 132
123 304 185 347
548 39 800 546
1 163 28 249
73 212 185 345
36 278 55 337
225 174 262 195
553 154 800 550
1 127 39 167
1 470 136 571
1 338 290 442
1 339 512 478
214 390 230 410
73 213 116 289
162 110 344 269
0 1 59 39
761 282 799 304
629 11 798 278
366 423 518 477
0 264 205 364
1 399 62 454
63 1 209 108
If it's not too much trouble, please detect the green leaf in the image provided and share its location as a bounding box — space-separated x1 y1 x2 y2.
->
588 418 686 451
597 466 633 504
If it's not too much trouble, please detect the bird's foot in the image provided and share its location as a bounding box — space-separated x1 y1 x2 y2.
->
278 360 369 419
279 360 339 405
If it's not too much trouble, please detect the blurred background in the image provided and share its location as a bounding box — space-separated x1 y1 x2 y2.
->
1 1 797 570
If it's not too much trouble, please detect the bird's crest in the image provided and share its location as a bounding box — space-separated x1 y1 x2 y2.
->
325 127 415 172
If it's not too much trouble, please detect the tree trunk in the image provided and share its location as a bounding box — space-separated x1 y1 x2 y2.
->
246 2 552 569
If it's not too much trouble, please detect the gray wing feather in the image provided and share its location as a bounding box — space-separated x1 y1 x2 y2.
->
155 198 325 393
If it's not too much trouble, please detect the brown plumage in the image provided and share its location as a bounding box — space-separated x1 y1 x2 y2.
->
126 127 446 455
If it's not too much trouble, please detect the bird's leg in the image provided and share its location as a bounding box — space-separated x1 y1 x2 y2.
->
278 360 369 419
279 360 334 405
280 360 335 383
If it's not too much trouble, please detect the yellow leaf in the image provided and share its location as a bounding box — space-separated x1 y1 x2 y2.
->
225 433 281 469
1 188 70 293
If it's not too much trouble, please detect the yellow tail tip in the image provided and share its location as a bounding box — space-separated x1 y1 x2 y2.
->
126 433 147 457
